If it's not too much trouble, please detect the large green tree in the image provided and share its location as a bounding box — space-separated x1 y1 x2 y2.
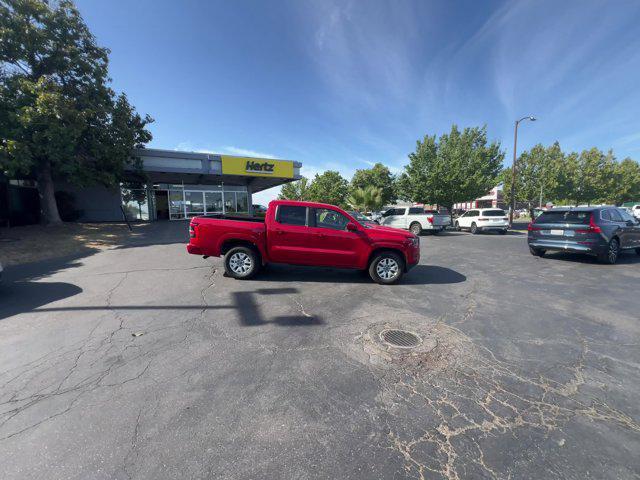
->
502 142 564 208
0 0 153 224
399 125 503 215
350 162 396 205
612 157 640 205
307 170 349 207
278 177 311 201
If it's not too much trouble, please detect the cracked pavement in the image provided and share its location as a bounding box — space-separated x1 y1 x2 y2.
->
1 223 639 479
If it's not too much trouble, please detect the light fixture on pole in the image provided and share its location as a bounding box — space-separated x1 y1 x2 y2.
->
509 115 536 226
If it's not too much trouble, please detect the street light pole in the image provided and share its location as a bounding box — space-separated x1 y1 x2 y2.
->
508 115 536 226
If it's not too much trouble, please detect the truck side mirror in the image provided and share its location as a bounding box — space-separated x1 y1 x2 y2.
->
346 222 358 232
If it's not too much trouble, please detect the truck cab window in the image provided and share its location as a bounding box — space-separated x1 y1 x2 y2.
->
276 205 307 226
314 208 349 230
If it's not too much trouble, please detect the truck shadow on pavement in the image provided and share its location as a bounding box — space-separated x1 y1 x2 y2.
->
232 288 324 327
254 264 466 285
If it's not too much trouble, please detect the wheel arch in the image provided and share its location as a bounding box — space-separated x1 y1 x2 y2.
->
220 239 264 264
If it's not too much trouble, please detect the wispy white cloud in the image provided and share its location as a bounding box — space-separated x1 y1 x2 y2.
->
174 143 277 159
300 0 421 109
222 146 276 159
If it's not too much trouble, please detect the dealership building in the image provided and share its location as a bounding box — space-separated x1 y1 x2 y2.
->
0 148 302 225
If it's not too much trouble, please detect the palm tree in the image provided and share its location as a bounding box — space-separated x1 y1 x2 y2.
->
348 186 384 212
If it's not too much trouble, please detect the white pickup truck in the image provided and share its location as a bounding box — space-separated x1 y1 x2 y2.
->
379 207 451 235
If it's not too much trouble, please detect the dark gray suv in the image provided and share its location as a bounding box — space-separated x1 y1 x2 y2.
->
528 207 640 264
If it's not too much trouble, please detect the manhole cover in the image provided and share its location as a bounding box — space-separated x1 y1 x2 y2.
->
380 329 422 348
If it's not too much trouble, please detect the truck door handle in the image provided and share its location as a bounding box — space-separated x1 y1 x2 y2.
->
275 229 285 235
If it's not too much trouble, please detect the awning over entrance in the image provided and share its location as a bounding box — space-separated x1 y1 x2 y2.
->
125 148 302 192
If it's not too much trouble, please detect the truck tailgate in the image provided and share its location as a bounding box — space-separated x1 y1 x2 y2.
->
432 215 451 226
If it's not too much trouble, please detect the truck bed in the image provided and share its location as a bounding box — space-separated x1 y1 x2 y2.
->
187 214 267 258
195 214 264 223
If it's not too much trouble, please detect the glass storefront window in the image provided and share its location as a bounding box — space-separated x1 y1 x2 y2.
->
156 186 248 219
121 186 150 221
185 191 205 217
169 190 185 219
205 192 223 214
236 192 248 213
225 193 237 213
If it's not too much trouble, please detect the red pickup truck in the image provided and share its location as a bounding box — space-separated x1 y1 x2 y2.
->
186 200 420 284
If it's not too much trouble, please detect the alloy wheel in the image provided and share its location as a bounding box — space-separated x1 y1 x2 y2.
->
229 252 253 274
376 258 399 280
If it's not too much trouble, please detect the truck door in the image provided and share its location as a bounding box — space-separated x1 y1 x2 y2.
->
306 208 365 267
382 208 406 229
380 208 396 227
267 205 316 264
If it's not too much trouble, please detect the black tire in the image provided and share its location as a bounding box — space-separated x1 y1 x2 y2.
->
432 228 440 235
636 247 640 256
598 238 620 265
529 246 545 257
454 221 460 231
409 222 422 236
224 246 260 279
369 251 404 285
498 229 507 235
470 222 479 235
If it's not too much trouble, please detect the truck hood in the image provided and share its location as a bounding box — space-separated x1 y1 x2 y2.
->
363 223 415 241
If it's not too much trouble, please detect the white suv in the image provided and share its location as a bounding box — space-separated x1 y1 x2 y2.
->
455 208 508 234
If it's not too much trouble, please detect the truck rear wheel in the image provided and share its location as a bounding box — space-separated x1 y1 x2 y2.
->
409 222 422 236
224 246 260 279
369 252 404 285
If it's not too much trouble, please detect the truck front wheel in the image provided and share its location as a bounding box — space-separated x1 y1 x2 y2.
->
369 252 404 285
224 246 260 279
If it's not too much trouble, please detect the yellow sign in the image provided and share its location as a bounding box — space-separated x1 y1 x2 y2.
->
221 155 294 178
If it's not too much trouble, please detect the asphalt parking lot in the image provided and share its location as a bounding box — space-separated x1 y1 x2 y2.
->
1 223 639 479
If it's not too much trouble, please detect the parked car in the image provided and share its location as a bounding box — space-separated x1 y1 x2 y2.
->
527 206 640 264
379 206 450 235
367 211 383 224
454 208 508 234
187 200 420 284
252 204 268 214
346 210 376 225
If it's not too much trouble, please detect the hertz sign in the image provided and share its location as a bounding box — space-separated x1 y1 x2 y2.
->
221 155 294 178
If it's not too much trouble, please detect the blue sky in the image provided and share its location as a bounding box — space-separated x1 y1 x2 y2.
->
77 0 640 203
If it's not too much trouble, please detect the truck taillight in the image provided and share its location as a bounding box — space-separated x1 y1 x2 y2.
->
527 223 541 231
189 223 198 238
427 217 434 224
